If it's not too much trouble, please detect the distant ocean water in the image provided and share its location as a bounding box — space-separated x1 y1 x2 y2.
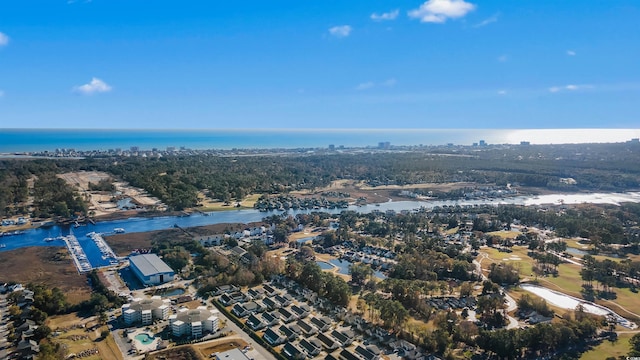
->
0 128 638 153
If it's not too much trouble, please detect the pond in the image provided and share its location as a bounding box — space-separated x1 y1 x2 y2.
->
134 333 155 345
296 236 317 244
520 283 636 329
565 247 588 256
316 259 386 279
155 287 185 297
316 261 334 270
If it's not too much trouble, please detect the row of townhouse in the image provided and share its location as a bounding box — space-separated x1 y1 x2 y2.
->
195 226 270 247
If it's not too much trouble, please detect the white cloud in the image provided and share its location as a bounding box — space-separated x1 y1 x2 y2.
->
566 50 576 56
328 25 352 38
0 32 9 47
382 78 397 87
497 54 508 62
355 78 397 91
356 82 375 91
497 90 507 95
473 13 499 28
408 0 476 23
549 84 594 93
73 77 112 95
371 9 399 21
0 90 4 97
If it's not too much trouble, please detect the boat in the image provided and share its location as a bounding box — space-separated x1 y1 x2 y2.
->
0 244 6 248
114 228 125 234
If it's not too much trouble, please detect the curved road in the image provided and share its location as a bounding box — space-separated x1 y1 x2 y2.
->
474 252 520 330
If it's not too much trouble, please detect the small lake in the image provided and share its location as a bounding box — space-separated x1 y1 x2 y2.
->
296 236 317 244
316 259 386 280
565 247 588 256
316 261 334 270
520 283 636 329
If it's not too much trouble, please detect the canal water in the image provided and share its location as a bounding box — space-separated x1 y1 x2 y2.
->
1 192 639 268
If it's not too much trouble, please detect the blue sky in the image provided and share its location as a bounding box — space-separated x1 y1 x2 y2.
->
0 0 639 129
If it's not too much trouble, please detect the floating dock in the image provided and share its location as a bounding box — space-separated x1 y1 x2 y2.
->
62 233 92 273
87 232 119 263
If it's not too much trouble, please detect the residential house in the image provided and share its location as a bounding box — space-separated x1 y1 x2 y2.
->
231 304 249 318
278 325 297 342
290 304 310 319
316 332 339 351
331 329 353 347
282 343 305 360
262 297 281 310
246 288 264 300
355 345 379 360
261 311 280 326
196 234 225 247
230 246 247 257
296 319 317 336
213 284 239 295
310 316 332 332
17 339 39 359
299 338 322 357
263 328 286 346
338 349 360 360
277 308 297 323
263 284 278 296
219 292 245 306
246 314 266 331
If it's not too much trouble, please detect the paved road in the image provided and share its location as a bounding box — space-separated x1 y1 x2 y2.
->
0 294 9 360
209 299 275 360
474 252 521 330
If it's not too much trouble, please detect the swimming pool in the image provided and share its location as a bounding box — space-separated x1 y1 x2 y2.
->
134 333 155 345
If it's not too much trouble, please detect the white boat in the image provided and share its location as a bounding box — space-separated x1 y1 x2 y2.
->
114 228 125 233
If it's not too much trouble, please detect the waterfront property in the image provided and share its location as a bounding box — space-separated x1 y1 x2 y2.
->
129 253 175 286
121 296 170 325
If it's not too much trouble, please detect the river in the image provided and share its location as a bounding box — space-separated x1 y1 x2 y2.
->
1 192 639 268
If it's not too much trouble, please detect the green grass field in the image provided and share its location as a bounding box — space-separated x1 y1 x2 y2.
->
579 332 633 360
487 230 522 239
480 246 640 323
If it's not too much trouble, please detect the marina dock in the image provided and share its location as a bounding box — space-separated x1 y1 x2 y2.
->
87 232 119 264
62 233 93 273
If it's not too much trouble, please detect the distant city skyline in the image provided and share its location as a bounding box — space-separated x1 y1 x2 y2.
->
0 1 639 129
1 128 638 153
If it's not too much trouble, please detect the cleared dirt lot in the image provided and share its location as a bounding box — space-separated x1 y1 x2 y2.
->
0 246 92 304
57 171 165 217
292 179 479 203
47 313 123 360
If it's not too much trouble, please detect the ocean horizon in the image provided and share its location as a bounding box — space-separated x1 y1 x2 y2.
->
0 128 639 153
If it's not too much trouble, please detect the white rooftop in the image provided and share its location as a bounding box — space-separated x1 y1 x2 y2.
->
129 254 174 276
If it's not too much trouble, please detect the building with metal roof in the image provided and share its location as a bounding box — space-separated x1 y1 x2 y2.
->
129 253 175 286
